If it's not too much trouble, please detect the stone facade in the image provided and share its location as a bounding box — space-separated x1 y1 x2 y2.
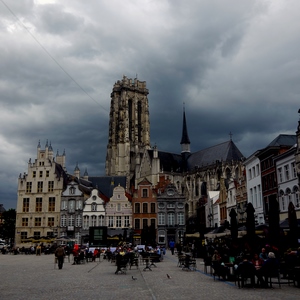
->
105 76 151 188
15 141 67 247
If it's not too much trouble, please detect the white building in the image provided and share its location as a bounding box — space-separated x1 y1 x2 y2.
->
82 189 106 240
244 151 264 225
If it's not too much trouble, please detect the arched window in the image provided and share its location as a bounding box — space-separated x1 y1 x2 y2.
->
91 216 97 227
83 216 89 229
99 215 104 226
92 202 97 211
293 186 299 207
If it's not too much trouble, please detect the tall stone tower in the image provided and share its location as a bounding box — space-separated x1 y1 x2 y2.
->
105 76 151 188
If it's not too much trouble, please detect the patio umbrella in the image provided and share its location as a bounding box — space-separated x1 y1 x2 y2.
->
288 201 298 248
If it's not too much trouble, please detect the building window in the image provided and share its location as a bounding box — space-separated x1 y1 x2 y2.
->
134 218 140 229
168 213 175 226
48 217 54 227
284 165 290 181
33 171 36 178
135 203 140 213
21 232 28 241
91 216 97 227
142 219 148 228
83 216 89 229
99 215 104 226
117 203 121 212
61 200 67 210
61 215 67 227
48 197 55 212
151 203 156 213
116 216 122 227
48 181 54 192
158 203 164 209
34 231 40 239
69 215 75 226
70 186 75 194
37 181 43 193
39 171 43 177
150 218 155 228
26 182 32 193
23 198 29 212
36 198 42 212
167 203 175 209
91 202 97 211
158 213 165 225
124 216 130 227
69 200 75 213
35 217 41 226
46 170 49 177
108 216 114 227
158 230 165 244
143 203 148 213
177 212 184 225
142 189 148 198
286 188 292 205
248 169 252 180
76 200 83 210
22 218 28 226
76 215 82 227
292 162 297 178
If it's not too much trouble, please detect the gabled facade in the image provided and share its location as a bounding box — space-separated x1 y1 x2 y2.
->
82 189 106 243
15 141 67 247
132 178 157 243
60 176 85 243
256 134 296 222
156 183 185 246
105 184 132 232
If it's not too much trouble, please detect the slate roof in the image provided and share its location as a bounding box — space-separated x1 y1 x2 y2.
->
147 150 183 173
88 176 127 199
187 140 244 169
267 134 296 147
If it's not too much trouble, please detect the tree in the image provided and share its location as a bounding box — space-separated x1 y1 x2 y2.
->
1 209 16 244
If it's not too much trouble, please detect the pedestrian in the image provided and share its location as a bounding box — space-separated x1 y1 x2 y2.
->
169 240 175 255
55 245 66 270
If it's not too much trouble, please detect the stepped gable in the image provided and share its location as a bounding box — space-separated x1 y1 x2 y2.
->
267 134 296 147
187 140 244 169
148 149 183 173
88 176 127 199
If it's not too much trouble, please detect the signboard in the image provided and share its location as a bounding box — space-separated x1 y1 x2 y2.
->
89 226 108 247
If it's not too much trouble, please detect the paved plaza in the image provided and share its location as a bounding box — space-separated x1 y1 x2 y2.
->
0 252 299 300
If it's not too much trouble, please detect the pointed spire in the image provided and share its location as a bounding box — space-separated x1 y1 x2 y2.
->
49 141 53 151
45 139 48 148
37 140 41 148
84 168 88 176
74 162 80 171
180 104 190 145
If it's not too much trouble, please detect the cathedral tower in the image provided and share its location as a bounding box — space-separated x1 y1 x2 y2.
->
105 76 151 187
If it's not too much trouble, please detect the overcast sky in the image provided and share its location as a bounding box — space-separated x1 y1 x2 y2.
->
1 0 300 209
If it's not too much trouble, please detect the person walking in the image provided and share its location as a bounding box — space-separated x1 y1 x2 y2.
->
55 245 66 270
169 240 175 255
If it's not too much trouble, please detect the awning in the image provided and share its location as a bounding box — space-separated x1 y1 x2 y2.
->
185 232 200 238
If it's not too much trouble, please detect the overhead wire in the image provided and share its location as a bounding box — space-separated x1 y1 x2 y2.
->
1 0 109 114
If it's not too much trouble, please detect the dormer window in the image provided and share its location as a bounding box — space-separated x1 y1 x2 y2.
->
70 186 75 194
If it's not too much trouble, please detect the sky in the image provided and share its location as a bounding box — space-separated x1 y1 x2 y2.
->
1 0 300 210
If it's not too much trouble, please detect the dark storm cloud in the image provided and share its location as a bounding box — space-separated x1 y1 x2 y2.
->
0 0 299 209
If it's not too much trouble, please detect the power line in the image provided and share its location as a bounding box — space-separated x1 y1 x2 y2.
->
1 0 109 114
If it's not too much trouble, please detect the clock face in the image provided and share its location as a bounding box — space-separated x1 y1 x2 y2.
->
167 188 175 196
